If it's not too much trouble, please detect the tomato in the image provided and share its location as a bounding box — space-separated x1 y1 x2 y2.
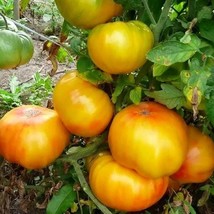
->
53 71 114 137
54 0 122 29
89 152 169 212
0 30 34 69
0 105 70 169
108 101 188 179
87 20 154 74
171 126 214 184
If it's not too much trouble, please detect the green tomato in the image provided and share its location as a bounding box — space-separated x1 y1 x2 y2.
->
0 30 34 69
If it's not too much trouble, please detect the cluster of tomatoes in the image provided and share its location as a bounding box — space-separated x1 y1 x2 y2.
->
0 0 214 212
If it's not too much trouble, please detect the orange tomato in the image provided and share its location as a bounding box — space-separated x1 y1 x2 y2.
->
108 101 188 178
53 71 114 137
171 126 214 184
89 152 169 212
0 105 70 169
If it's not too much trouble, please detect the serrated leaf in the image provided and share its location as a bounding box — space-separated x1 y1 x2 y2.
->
129 86 142 104
46 184 76 214
145 84 186 109
199 19 214 43
147 41 197 66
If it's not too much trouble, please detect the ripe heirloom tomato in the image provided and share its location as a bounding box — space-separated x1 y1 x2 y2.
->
87 20 154 74
54 0 122 29
89 152 169 212
171 126 214 184
0 105 70 169
108 101 188 179
53 71 114 137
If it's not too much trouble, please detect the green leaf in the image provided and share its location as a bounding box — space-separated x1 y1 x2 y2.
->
112 74 135 103
153 64 168 77
145 84 186 109
205 98 214 126
199 19 214 43
147 41 197 66
129 86 142 104
77 56 94 72
46 184 77 214
197 6 213 22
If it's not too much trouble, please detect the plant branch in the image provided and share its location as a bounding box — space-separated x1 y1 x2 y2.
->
141 0 157 25
152 0 173 44
0 13 8 29
71 159 112 214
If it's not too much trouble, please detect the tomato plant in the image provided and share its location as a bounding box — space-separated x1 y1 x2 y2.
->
108 101 188 179
89 151 169 212
171 126 214 184
53 71 114 137
54 0 123 29
87 20 154 74
0 105 70 169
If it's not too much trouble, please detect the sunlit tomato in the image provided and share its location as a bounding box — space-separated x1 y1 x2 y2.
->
108 101 188 179
0 105 70 169
54 0 122 29
53 71 114 137
89 152 169 212
171 126 214 184
87 20 154 74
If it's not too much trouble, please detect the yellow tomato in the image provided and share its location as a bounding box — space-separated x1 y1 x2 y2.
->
87 20 154 74
54 0 123 29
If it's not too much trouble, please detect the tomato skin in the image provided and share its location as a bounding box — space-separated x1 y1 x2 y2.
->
87 21 154 74
89 152 169 212
0 105 70 169
0 30 34 69
171 126 214 184
108 101 188 179
54 0 122 29
53 71 114 137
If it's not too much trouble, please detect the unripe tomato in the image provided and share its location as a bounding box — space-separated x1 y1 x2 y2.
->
0 30 34 69
54 0 122 29
108 101 188 179
87 20 154 74
0 105 70 169
89 152 169 212
53 71 114 137
171 126 214 184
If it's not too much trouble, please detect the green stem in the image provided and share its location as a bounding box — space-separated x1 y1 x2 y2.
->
0 12 8 30
72 160 112 214
152 0 173 44
141 0 157 25
57 133 108 162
